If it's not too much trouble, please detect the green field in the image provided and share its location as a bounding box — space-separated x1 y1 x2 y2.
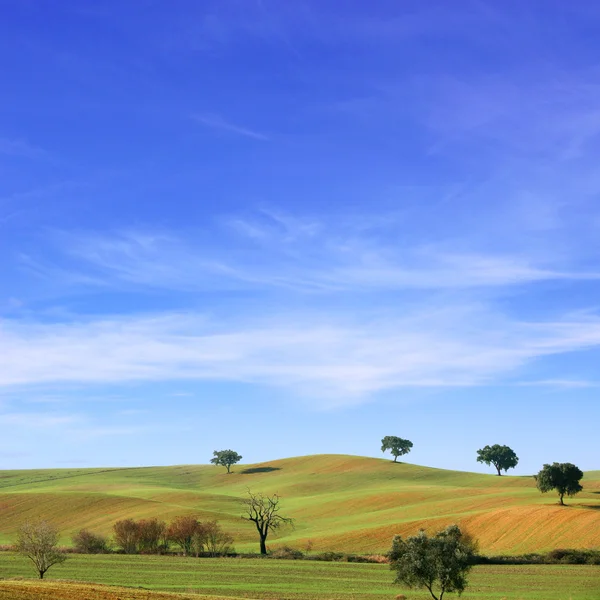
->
0 455 598 554
0 554 599 600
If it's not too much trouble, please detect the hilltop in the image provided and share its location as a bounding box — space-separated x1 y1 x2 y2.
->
0 454 598 554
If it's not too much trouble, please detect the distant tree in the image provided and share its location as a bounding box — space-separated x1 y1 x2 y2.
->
381 436 413 462
211 449 243 473
476 444 519 476
72 529 110 554
389 524 477 600
535 462 584 506
113 519 140 554
167 516 200 556
241 490 294 555
15 520 67 579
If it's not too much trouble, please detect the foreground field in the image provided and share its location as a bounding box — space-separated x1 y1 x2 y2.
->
0 455 598 554
0 555 598 600
0 580 216 600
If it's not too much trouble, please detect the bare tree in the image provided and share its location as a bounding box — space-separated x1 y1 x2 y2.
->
167 515 200 556
241 490 293 555
15 520 67 579
202 520 234 557
113 518 140 554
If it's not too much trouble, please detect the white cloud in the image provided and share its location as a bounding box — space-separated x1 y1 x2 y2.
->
44 222 600 295
2 308 600 403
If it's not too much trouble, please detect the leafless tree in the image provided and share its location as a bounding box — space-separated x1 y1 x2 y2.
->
113 518 140 554
15 520 67 579
241 489 293 555
167 515 200 556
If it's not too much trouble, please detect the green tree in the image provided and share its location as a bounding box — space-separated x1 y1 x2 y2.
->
381 436 413 462
211 449 243 473
535 462 583 505
476 444 519 476
389 524 477 600
15 520 67 579
241 490 294 555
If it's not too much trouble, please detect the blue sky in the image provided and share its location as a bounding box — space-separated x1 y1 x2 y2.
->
1 1 599 474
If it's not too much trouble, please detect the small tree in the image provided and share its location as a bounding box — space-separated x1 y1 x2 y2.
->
389 525 477 600
241 490 294 555
137 518 166 554
167 515 200 556
72 529 110 554
476 444 519 476
535 462 584 505
113 519 140 554
211 449 243 474
381 436 413 462
15 520 67 579
201 520 235 557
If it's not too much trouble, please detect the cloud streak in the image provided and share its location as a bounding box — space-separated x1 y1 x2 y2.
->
192 113 269 140
44 220 600 295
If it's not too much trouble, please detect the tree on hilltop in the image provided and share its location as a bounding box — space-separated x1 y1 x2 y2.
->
535 462 583 505
389 524 477 600
381 436 413 462
15 519 67 579
211 449 242 474
476 444 518 476
241 489 293 555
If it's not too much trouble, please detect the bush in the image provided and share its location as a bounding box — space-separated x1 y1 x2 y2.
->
270 546 304 559
201 520 235 557
476 549 600 565
137 518 166 554
72 529 110 554
113 519 140 554
312 551 346 561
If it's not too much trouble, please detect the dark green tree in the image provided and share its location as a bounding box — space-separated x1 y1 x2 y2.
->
381 436 413 462
211 449 242 474
476 444 519 476
535 462 583 505
389 524 477 600
241 490 294 555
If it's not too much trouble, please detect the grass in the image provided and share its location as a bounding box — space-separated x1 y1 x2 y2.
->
0 454 598 554
0 554 598 600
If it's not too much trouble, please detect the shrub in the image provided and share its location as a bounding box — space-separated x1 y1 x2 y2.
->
72 529 110 554
167 516 201 556
137 518 166 554
271 545 304 559
113 519 140 554
312 551 346 561
201 520 235 557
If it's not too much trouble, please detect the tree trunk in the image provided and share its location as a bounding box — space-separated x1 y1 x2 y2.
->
496 465 502 476
226 464 231 473
393 455 397 462
39 570 44 580
559 493 564 506
259 535 267 555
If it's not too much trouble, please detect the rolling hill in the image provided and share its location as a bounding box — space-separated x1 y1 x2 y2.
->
0 455 598 554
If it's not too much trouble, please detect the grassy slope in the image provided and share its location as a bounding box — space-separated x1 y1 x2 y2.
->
0 454 598 554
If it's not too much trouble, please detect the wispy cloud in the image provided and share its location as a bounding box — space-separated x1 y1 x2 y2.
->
2 308 600 403
191 113 269 140
0 137 47 159
44 219 600 295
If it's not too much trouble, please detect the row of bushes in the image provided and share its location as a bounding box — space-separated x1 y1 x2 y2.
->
256 546 600 565
73 516 234 556
476 548 600 566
